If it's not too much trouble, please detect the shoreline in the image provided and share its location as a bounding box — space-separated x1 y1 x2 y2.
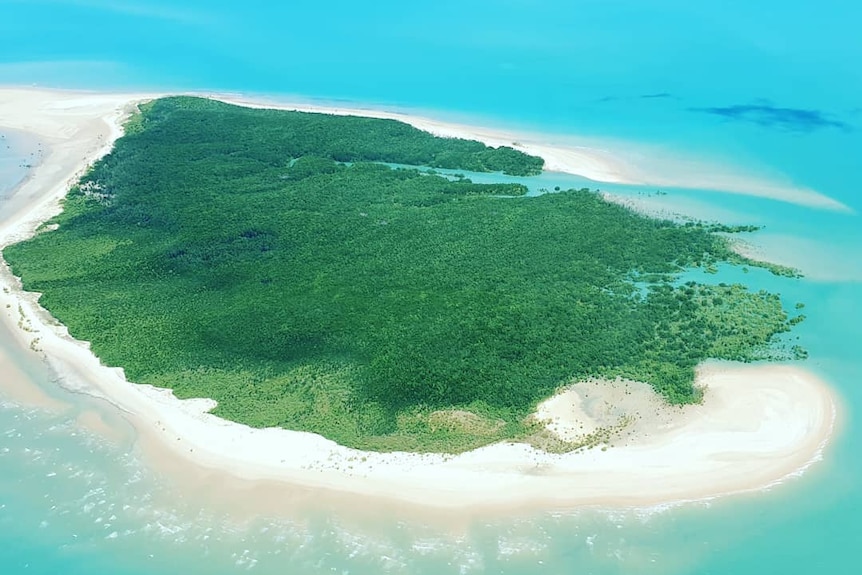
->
0 86 841 511
207 91 851 212
5 84 851 211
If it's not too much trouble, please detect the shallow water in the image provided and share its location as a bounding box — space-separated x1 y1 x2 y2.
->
2 1 862 573
0 130 39 199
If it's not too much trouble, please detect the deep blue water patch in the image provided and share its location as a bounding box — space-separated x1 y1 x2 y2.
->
692 102 851 132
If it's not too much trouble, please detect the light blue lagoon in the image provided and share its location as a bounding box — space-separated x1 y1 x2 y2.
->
0 130 39 199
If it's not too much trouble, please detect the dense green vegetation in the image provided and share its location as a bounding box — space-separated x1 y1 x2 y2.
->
729 256 802 278
3 97 802 452
125 97 544 176
687 223 763 234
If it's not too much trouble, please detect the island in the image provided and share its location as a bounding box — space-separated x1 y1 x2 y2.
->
0 88 837 509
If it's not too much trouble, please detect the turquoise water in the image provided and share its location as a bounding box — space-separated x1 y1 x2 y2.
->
1 1 861 573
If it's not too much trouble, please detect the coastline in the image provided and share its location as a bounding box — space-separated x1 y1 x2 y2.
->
210 92 851 212
0 86 840 511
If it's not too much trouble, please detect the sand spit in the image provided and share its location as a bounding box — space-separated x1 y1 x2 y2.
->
730 234 862 284
0 87 840 510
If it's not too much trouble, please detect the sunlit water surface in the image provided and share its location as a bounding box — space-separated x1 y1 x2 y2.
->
1 1 861 573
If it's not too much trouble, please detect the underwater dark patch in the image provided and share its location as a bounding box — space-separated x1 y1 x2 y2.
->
692 103 850 132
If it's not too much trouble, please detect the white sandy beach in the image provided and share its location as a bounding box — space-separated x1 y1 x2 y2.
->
0 87 840 509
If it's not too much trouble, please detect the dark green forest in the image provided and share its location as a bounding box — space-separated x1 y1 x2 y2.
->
3 97 803 452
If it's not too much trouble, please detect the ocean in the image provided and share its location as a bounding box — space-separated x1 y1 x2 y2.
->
1 1 861 573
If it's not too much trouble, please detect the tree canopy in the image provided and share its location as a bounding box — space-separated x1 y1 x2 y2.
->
3 97 802 452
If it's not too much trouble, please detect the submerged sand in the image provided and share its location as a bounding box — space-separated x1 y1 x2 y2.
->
0 87 840 510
